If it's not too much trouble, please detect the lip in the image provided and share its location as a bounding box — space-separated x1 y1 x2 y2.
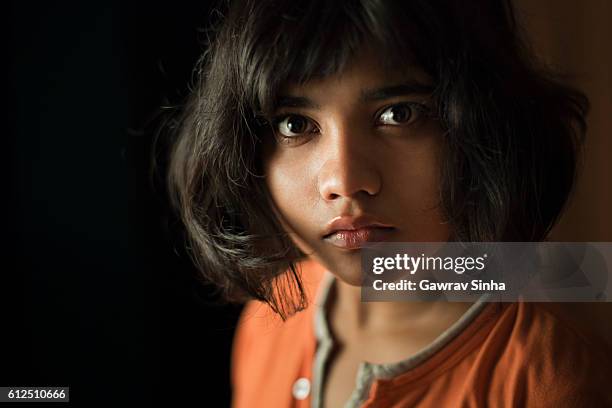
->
322 215 396 250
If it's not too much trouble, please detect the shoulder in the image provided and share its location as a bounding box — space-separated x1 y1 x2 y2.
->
231 260 328 389
495 301 611 360
482 301 612 406
232 259 327 346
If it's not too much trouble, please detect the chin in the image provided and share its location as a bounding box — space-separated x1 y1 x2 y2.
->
315 255 364 287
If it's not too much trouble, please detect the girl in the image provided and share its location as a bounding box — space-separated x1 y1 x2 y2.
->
169 0 611 406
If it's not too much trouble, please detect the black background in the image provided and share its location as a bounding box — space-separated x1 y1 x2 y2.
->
6 1 242 406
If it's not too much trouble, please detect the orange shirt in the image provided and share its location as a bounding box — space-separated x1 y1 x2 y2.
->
231 260 612 407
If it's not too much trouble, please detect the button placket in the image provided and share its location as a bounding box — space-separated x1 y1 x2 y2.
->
292 377 311 400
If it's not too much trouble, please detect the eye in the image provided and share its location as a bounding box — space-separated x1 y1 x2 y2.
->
275 114 317 137
377 103 427 126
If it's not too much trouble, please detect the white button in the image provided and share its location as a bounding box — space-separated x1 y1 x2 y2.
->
292 377 311 400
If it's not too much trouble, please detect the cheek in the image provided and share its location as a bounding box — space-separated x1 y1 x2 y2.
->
264 153 306 213
391 154 440 208
386 127 443 204
381 127 449 239
263 150 319 250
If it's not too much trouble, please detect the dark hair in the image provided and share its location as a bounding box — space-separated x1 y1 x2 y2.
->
168 0 588 318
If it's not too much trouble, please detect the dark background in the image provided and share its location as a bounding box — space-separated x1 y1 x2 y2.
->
6 1 242 406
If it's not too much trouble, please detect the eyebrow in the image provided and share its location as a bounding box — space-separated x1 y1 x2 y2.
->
360 82 434 102
275 82 434 111
275 96 320 110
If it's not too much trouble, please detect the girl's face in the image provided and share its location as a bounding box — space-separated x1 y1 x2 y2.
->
262 53 450 285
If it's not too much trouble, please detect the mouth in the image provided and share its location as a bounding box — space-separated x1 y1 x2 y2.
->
322 215 396 250
323 226 396 250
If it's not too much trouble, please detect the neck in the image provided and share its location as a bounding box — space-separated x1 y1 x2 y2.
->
331 276 474 338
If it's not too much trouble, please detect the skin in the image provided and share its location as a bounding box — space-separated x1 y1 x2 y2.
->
263 53 449 285
262 51 474 407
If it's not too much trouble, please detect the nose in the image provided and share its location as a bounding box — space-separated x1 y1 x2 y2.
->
317 125 382 201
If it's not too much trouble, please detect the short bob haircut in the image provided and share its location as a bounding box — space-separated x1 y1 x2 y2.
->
168 0 588 318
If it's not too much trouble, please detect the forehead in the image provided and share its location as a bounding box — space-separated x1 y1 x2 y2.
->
279 48 432 99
